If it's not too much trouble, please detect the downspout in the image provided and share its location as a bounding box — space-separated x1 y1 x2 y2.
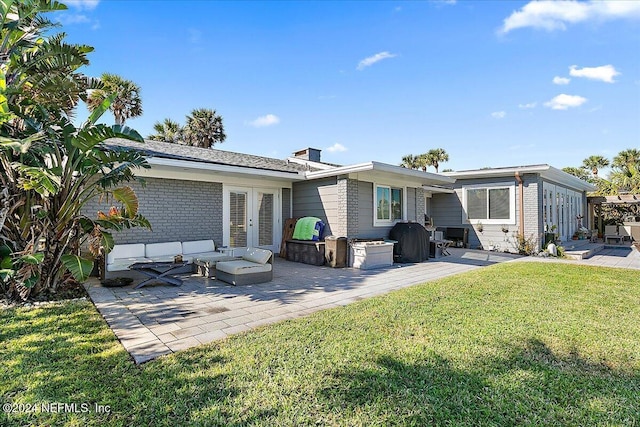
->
514 172 524 236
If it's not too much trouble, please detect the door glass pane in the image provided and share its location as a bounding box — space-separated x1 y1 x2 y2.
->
467 189 487 219
489 188 510 219
230 191 247 247
257 192 274 246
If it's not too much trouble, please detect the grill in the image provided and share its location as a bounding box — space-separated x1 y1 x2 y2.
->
388 222 430 263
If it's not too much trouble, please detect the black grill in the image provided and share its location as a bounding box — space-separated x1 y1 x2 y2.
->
388 222 430 263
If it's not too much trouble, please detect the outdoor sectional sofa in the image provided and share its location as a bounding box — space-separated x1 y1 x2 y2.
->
105 239 232 279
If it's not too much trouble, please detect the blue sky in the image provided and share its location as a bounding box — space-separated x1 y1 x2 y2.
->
58 0 639 174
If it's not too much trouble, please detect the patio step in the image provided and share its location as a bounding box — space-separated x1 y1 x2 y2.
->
563 243 605 260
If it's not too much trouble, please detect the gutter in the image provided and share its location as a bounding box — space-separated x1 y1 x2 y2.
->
514 172 524 236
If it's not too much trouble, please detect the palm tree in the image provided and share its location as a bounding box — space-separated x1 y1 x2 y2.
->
612 148 640 171
611 149 640 193
425 148 449 173
562 166 590 181
183 108 226 148
582 155 610 176
400 154 420 169
148 118 183 143
87 73 143 125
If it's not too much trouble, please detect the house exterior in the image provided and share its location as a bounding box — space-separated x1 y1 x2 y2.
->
431 165 596 251
84 140 595 255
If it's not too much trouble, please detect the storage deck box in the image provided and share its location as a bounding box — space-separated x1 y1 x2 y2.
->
349 241 394 270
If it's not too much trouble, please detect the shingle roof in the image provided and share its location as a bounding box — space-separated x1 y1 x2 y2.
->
105 138 315 174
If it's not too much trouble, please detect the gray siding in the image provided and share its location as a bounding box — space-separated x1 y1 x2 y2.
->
431 174 547 251
82 178 223 245
292 177 338 237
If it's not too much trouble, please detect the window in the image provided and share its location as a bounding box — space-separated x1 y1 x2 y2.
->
463 185 514 224
375 185 404 225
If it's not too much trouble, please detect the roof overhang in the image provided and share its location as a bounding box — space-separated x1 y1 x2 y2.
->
444 164 596 192
143 156 307 182
305 161 455 187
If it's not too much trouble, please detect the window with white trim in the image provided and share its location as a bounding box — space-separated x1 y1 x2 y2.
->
463 184 515 224
374 185 403 226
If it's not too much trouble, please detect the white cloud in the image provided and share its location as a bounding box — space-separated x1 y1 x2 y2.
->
544 94 587 110
247 114 280 128
188 28 202 44
569 64 620 83
326 143 347 153
553 76 571 85
491 111 506 119
357 51 397 70
65 0 100 10
58 14 90 24
518 102 537 109
499 0 640 34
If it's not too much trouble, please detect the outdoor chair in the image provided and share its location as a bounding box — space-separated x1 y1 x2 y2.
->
215 248 273 286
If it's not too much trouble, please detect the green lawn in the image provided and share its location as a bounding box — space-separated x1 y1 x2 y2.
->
1 262 639 426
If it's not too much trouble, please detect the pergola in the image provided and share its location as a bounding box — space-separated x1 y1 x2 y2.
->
588 194 640 235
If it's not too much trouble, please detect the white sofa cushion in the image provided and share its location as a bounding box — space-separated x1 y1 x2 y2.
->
145 241 182 259
243 248 272 265
216 260 272 275
107 257 151 272
107 244 146 265
182 240 215 255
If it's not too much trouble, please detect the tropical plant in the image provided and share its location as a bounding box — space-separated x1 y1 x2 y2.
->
425 148 449 173
183 108 226 148
1 99 151 300
148 118 183 143
1 0 151 301
0 0 98 129
87 72 143 125
582 155 609 176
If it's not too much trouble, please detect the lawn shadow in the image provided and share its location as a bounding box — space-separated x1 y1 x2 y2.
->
0 303 241 426
319 338 640 425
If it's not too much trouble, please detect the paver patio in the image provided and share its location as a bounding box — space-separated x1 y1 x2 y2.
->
85 246 640 364
85 249 520 363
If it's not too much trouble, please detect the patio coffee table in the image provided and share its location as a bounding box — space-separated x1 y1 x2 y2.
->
129 261 189 289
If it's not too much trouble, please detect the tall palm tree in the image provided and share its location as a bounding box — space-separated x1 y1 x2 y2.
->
582 155 610 176
148 118 183 143
612 148 640 172
400 154 420 169
184 108 226 148
87 73 142 125
425 148 449 173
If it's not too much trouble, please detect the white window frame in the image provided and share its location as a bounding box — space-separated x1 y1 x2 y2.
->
373 184 406 227
461 183 516 225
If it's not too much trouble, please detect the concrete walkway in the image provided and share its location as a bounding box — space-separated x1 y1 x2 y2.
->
85 249 520 363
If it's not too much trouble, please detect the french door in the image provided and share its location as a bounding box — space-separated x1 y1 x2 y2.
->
543 183 583 242
224 186 280 252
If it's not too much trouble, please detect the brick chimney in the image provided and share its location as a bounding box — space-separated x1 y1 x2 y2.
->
293 147 321 163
